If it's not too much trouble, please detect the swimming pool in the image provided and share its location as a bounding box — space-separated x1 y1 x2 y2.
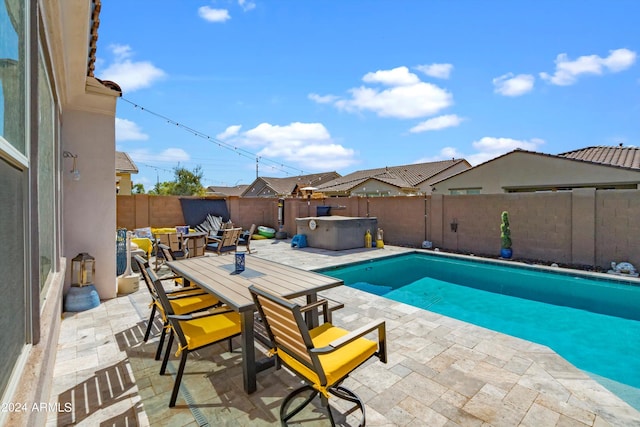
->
318 252 640 408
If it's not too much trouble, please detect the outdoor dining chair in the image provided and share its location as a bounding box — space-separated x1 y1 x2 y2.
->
134 255 220 360
157 243 195 287
146 267 242 407
249 285 387 426
238 223 256 254
206 227 242 255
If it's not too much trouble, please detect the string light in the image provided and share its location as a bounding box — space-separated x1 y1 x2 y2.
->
119 97 306 177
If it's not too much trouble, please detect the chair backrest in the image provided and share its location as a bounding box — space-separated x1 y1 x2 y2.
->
146 267 175 317
155 232 182 253
245 224 256 252
249 286 316 370
134 255 159 300
220 227 242 249
168 233 183 252
158 238 189 260
187 234 206 257
158 243 176 262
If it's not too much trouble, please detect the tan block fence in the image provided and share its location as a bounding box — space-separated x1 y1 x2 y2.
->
117 189 640 270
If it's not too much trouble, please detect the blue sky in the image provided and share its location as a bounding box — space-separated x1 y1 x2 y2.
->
96 1 639 190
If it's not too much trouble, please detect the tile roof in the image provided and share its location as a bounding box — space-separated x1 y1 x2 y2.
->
206 185 248 197
558 146 640 170
318 159 468 192
87 0 121 93
115 151 138 173
87 0 100 78
260 172 340 195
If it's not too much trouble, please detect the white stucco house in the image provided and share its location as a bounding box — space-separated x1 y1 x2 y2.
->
431 146 640 194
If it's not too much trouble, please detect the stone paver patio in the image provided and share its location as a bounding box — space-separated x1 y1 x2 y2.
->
46 239 640 426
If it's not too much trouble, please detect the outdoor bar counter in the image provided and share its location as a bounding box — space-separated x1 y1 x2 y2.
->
295 215 378 250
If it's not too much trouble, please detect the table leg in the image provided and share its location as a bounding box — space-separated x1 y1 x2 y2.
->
240 310 257 394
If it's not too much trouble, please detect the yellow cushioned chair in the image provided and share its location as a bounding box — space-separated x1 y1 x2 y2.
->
134 256 220 360
249 285 387 426
147 268 242 408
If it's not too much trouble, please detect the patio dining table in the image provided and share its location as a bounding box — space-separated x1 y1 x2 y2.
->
166 255 344 393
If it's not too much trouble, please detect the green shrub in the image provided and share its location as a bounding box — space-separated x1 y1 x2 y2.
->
500 211 512 249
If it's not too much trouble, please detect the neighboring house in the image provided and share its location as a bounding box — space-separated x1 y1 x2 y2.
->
116 151 139 195
206 185 249 197
317 160 471 197
242 171 341 197
431 146 640 194
1 1 121 425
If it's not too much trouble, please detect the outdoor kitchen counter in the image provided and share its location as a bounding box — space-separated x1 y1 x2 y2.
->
295 215 378 250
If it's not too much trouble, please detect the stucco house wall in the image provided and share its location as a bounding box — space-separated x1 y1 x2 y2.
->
432 150 640 194
350 179 413 196
63 107 118 299
419 161 471 194
117 172 133 195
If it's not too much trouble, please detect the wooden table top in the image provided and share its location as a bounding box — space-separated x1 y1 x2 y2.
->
167 255 343 312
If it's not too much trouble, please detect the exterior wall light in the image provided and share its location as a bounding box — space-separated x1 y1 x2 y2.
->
63 151 80 181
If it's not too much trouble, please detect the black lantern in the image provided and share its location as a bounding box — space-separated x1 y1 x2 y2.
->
71 252 95 287
235 252 245 273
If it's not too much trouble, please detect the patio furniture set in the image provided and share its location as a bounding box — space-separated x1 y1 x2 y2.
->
132 240 388 425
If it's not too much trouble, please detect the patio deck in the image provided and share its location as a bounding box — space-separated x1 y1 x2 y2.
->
46 239 640 426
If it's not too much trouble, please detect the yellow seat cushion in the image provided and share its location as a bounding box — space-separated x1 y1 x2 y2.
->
152 227 180 235
169 294 219 315
131 238 153 255
277 323 377 388
168 287 206 297
180 312 241 350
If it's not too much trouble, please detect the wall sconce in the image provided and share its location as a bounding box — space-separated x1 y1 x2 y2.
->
63 151 80 181
450 218 458 232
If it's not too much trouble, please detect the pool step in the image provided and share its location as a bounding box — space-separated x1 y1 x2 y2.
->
425 295 443 308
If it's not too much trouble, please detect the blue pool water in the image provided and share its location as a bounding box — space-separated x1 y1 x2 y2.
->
319 252 640 407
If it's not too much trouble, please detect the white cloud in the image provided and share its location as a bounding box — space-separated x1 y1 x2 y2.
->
472 136 543 152
603 48 637 71
226 122 356 170
418 137 545 167
540 48 637 86
245 122 330 143
362 66 420 86
314 66 454 119
415 63 453 79
336 82 453 119
409 114 464 133
127 148 190 163
98 44 166 92
238 0 256 11
468 137 544 165
115 118 148 141
198 6 231 22
416 146 465 163
308 93 339 104
493 73 535 96
216 125 242 140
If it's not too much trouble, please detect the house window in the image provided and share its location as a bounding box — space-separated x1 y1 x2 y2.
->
0 0 26 154
38 44 55 291
450 188 481 195
0 0 28 398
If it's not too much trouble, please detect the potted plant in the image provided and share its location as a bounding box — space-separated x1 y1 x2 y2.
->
500 211 512 259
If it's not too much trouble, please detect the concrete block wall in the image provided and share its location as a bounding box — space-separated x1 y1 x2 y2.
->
595 190 640 269
368 196 427 247
116 190 639 269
